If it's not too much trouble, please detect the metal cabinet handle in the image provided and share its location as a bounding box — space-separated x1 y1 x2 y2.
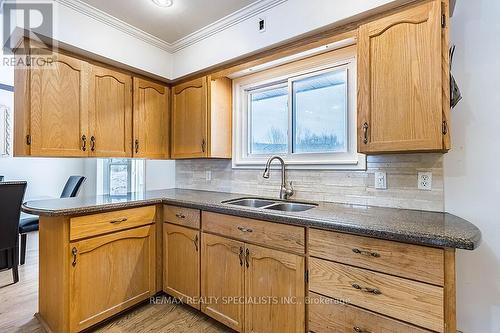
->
237 226 253 233
175 213 186 219
135 139 139 154
352 283 381 295
245 248 250 268
81 135 87 151
352 248 380 258
110 218 127 224
353 327 370 333
90 136 96 152
201 139 206 153
72 247 78 267
239 247 244 266
362 122 369 144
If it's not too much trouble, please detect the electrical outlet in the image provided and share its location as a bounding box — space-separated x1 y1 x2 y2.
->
375 172 387 190
258 17 266 32
418 172 432 190
205 170 212 181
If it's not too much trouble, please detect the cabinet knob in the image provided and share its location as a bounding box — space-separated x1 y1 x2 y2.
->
135 139 139 154
239 247 244 266
352 248 380 258
352 283 381 295
90 136 96 152
362 122 369 144
71 247 78 267
245 248 250 268
81 135 87 151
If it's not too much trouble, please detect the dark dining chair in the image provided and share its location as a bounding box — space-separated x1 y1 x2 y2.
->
0 176 4 181
0 182 27 284
19 176 86 265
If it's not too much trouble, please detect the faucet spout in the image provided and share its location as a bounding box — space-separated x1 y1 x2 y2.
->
262 156 294 200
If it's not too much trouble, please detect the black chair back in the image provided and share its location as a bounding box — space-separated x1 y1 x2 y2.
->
60 176 86 198
0 182 27 251
0 176 4 182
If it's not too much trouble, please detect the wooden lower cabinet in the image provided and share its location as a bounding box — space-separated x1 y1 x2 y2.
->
69 224 156 332
308 292 431 333
201 233 245 332
245 244 305 333
201 232 305 333
163 223 200 309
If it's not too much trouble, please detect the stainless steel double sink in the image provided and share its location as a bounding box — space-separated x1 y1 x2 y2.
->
222 197 318 212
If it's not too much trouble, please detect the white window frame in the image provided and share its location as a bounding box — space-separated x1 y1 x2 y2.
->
232 46 366 170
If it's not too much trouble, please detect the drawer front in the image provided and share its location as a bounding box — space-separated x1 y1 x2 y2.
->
202 212 305 253
309 258 444 332
70 206 156 241
164 205 200 229
308 292 431 333
309 229 444 286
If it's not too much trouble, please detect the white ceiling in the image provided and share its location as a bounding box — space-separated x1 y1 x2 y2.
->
80 0 256 44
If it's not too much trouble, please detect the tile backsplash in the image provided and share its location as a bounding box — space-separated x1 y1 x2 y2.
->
175 154 444 212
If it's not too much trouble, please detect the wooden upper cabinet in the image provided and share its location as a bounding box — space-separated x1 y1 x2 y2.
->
88 65 132 157
358 0 448 154
133 78 170 159
29 50 89 157
172 77 207 158
171 76 232 159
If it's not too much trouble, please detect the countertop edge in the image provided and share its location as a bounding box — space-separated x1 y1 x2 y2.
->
22 195 481 251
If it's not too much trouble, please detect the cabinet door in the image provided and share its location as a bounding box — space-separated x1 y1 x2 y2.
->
69 225 156 332
133 78 169 159
171 77 208 159
201 233 245 332
30 50 89 157
358 1 443 153
88 65 132 157
245 244 305 333
163 223 200 309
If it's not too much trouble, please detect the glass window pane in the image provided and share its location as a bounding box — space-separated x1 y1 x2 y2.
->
292 69 347 153
249 85 288 154
109 164 128 196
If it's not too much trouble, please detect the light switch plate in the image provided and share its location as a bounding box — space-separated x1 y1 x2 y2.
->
375 172 387 190
418 172 432 190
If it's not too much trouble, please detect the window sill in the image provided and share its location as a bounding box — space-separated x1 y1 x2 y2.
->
232 155 367 170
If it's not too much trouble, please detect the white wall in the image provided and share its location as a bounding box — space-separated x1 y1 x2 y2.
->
446 1 500 332
171 0 404 77
0 157 93 199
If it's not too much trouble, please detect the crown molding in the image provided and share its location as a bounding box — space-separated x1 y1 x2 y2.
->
55 0 172 51
54 0 288 54
170 0 287 52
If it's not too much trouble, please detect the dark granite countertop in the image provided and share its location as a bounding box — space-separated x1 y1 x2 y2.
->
22 188 481 250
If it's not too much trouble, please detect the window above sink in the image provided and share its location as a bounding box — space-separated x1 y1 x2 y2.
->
232 46 366 170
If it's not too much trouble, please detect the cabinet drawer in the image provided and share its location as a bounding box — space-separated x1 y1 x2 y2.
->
309 229 444 285
202 212 305 253
164 205 200 229
70 206 156 241
308 292 431 333
309 258 444 332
